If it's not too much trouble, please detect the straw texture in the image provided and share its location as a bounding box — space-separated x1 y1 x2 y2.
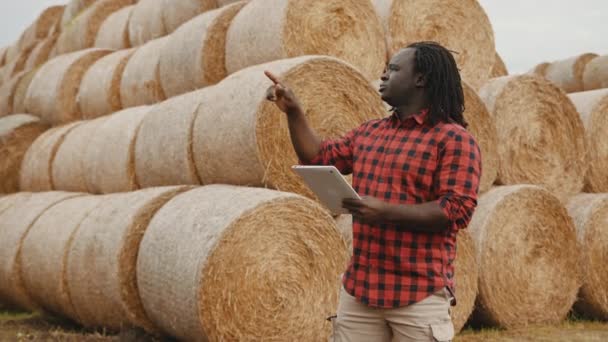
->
490 52 508 78
0 47 8 68
544 53 598 93
468 185 580 328
17 6 64 50
478 75 587 200
0 193 32 218
334 215 353 256
583 55 608 91
12 69 39 114
218 0 242 5
137 185 348 341
451 230 478 333
529 62 550 77
225 0 386 80
128 0 166 47
61 0 99 28
24 34 59 70
1 42 38 84
94 5 134 50
0 71 27 116
193 56 384 198
162 0 217 34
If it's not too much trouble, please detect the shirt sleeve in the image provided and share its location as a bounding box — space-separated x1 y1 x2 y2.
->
300 124 363 175
435 129 482 231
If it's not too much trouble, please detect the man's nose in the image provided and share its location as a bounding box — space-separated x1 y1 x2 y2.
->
380 72 388 81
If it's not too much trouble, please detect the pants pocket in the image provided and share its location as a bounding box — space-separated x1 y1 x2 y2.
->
430 321 454 342
327 315 338 342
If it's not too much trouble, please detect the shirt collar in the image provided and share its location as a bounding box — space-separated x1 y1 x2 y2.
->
390 108 429 126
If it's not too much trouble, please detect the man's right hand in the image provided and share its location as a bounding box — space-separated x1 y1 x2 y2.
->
264 70 302 115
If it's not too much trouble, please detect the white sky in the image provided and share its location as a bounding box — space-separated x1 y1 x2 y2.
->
1 0 606 74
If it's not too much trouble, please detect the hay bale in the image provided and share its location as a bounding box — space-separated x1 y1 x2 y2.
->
193 56 385 198
490 52 508 78
20 122 83 191
0 47 8 68
4 44 21 66
225 0 386 80
0 191 82 310
24 34 59 70
128 0 166 47
137 185 348 341
0 71 27 116
134 92 203 188
543 53 598 93
78 49 135 119
218 0 243 6
25 48 112 124
17 6 65 50
120 37 168 108
55 0 135 55
94 5 134 50
84 106 150 194
583 55 608 91
1 42 38 83
159 2 245 98
0 192 32 217
372 0 495 89
61 0 100 28
20 195 104 320
162 0 217 34
334 215 352 254
567 194 608 320
529 61 550 76
478 75 587 200
0 115 48 193
67 186 190 331
468 185 580 328
12 69 39 114
568 89 608 192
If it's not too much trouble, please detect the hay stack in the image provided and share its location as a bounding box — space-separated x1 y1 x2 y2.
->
490 52 508 78
55 0 135 55
193 56 384 198
78 49 135 119
4 44 21 67
0 191 82 310
0 47 8 68
120 37 168 108
529 61 550 76
478 75 587 200
20 195 104 320
159 2 245 98
1 42 38 83
334 215 353 254
567 194 608 320
17 6 65 50
0 193 32 217
0 71 27 116
20 122 83 191
137 185 348 341
372 0 495 89
0 115 48 193
225 0 386 80
25 48 112 124
543 53 598 93
94 5 134 49
84 106 150 194
128 0 166 47
218 0 242 6
468 185 580 328
12 69 39 114
583 55 608 91
61 0 100 28
568 89 608 192
24 34 59 70
162 0 217 34
67 186 190 331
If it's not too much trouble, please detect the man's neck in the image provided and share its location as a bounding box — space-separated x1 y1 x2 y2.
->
394 102 428 121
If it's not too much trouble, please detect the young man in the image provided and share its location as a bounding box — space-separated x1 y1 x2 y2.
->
265 41 481 342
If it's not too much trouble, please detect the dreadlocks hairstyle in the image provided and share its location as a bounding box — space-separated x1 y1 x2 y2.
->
407 41 467 128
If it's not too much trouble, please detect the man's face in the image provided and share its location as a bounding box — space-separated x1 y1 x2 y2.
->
379 48 423 107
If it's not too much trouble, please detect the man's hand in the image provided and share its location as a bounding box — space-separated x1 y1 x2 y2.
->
264 70 302 115
342 197 390 223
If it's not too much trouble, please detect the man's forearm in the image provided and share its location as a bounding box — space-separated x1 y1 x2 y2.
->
287 106 323 163
382 201 449 233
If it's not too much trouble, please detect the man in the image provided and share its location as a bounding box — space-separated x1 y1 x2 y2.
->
265 41 481 342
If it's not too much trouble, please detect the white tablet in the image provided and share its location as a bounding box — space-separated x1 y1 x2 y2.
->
292 165 360 215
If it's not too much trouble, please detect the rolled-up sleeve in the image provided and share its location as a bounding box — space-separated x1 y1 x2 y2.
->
301 124 363 175
435 129 482 231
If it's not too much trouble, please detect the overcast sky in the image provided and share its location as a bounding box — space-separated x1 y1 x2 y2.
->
1 0 606 74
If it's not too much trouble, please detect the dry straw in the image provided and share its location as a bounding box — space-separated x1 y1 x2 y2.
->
543 53 598 93
468 185 580 328
94 5 134 50
128 0 166 47
159 2 245 98
372 0 495 89
529 61 550 77
17 6 64 50
0 115 48 193
78 49 135 119
193 56 385 198
568 88 608 192
24 34 60 70
0 191 82 310
120 37 168 108
12 69 40 114
490 52 508 78
0 193 32 217
225 0 386 80
67 186 190 331
137 185 348 341
161 0 217 34
583 55 608 91
84 106 150 194
218 0 242 6
0 47 8 68
478 75 587 200
25 48 112 124
1 42 38 83
20 122 83 191
60 0 101 28
567 193 608 320
0 71 27 116
4 44 22 67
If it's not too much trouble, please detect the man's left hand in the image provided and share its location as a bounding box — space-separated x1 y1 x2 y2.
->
342 197 390 223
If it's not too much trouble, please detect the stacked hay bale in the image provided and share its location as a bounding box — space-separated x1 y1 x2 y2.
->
120 37 168 107
161 0 218 34
583 55 608 91
1 42 38 84
531 53 598 93
94 5 135 50
0 71 28 116
11 70 40 114
16 6 65 51
24 34 60 70
60 0 100 29
490 52 508 78
127 0 166 47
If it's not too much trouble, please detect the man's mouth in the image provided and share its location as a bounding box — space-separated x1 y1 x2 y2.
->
379 85 387 92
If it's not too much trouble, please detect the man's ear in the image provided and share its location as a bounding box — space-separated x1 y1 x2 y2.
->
415 73 426 88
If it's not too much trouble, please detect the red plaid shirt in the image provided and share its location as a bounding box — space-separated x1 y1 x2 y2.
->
306 109 481 308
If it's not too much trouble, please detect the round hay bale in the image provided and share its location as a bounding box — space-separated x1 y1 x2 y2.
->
4 44 21 67
19 122 83 191
120 37 168 108
334 215 352 254
24 34 59 70
225 0 386 80
137 185 348 341
0 114 49 193
451 230 478 333
128 0 167 47
490 52 508 78
0 47 8 68
17 6 65 50
372 0 495 89
192 56 385 198
1 42 38 83
20 195 104 320
544 53 598 93
161 0 217 34
567 193 608 320
55 0 135 55
25 48 112 125
61 0 100 28
478 75 587 200
67 186 191 331
0 71 27 116
84 106 150 194
94 5 134 50
0 192 32 218
0 191 83 310
159 2 245 98
583 55 608 91
218 0 243 6
134 92 202 188
78 49 135 119
12 69 39 114
529 61 550 76
468 185 580 328
568 89 608 192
